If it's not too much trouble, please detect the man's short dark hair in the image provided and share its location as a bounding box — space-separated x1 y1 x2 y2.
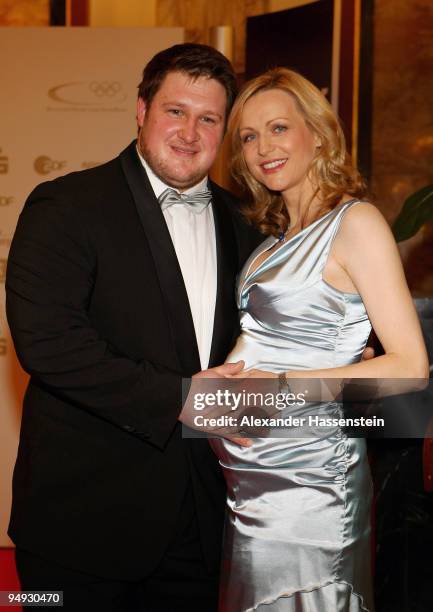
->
138 43 238 119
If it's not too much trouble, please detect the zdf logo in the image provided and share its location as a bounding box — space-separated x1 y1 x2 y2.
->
0 196 14 206
34 156 67 175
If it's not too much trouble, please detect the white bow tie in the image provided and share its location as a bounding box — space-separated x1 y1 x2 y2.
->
158 188 212 215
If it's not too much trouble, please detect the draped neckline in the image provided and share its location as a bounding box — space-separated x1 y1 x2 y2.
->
244 200 356 282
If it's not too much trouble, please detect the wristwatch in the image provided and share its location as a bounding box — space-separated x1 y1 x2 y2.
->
278 371 291 395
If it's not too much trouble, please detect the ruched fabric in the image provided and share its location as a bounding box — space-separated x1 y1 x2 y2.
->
211 201 374 611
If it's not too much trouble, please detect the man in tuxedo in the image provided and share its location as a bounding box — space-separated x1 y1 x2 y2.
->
6 44 261 611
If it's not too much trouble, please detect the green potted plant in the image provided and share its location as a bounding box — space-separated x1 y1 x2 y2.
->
392 184 433 243
392 183 433 366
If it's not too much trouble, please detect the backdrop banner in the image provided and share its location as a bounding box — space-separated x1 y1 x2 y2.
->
0 25 183 546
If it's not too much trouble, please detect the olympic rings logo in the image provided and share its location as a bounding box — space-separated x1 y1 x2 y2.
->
48 81 126 106
89 81 122 97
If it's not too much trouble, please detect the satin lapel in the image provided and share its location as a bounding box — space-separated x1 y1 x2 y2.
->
119 142 200 375
208 182 240 367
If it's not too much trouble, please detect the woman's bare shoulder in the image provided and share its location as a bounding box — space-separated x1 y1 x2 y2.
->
339 199 391 238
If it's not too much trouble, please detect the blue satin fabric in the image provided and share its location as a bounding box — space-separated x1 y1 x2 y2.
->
210 201 374 611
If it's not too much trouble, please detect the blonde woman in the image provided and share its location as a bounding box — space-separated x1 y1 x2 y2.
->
210 68 428 611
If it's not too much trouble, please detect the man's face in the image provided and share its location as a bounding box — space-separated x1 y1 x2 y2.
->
137 71 227 191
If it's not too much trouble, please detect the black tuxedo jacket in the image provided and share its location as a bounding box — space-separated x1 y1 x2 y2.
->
6 142 263 580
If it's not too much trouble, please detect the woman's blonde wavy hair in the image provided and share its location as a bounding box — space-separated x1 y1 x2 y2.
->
229 67 368 237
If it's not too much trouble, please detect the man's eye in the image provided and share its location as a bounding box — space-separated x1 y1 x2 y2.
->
201 116 217 124
168 108 183 116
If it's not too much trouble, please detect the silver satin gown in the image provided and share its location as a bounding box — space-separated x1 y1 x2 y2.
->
210 200 374 611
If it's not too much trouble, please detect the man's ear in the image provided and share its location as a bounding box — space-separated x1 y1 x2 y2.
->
137 97 146 127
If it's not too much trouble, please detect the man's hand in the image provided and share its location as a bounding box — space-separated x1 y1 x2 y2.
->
227 368 277 379
179 361 251 447
192 361 245 379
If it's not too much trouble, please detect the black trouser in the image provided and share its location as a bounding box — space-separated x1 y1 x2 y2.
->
372 441 433 612
15 490 219 612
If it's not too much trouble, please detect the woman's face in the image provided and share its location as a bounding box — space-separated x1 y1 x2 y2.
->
239 88 320 201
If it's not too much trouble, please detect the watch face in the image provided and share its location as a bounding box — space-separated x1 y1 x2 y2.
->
278 372 290 394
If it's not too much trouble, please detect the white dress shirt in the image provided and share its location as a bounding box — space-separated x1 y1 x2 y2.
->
137 148 217 370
